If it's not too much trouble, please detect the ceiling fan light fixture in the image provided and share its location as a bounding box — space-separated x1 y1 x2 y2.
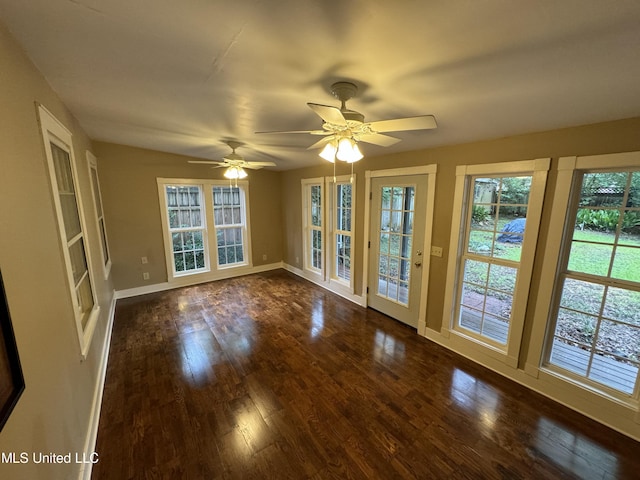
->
319 142 337 162
224 166 248 179
336 137 363 163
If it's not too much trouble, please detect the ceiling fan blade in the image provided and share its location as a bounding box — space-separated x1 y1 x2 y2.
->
307 103 347 126
255 129 330 135
246 161 277 167
357 133 401 147
188 160 225 165
368 115 437 133
307 136 334 150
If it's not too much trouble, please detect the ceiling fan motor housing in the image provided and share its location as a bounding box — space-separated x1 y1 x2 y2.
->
331 82 365 123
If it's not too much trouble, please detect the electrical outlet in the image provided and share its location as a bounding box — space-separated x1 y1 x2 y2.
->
143 272 150 280
296 256 300 265
262 254 267 261
141 256 148 264
430 246 443 257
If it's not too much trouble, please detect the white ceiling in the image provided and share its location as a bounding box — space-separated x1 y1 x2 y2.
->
2 0 640 170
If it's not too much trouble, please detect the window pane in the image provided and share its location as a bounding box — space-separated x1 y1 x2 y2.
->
603 287 640 327
175 252 185 272
559 278 604 315
195 251 205 269
482 313 508 345
611 246 640 282
630 172 640 207
389 234 400 256
621 210 640 240
77 275 94 326
499 176 531 207
68 238 88 286
580 172 627 207
468 230 493 256
172 233 182 252
99 220 109 264
487 264 517 293
381 210 390 231
90 168 103 215
567 241 613 276
184 251 195 270
461 283 484 309
554 308 596 347
464 259 489 286
549 338 589 376
381 187 391 209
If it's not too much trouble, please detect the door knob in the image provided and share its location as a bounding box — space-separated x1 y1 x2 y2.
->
414 261 422 267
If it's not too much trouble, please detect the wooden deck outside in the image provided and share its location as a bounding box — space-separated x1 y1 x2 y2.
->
459 309 638 394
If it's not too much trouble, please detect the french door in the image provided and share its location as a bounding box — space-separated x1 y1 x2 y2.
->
368 175 428 327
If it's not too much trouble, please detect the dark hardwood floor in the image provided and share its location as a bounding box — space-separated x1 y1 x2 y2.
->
92 269 639 479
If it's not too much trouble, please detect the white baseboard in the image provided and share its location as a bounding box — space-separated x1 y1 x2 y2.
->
115 262 284 299
282 263 367 307
78 290 117 480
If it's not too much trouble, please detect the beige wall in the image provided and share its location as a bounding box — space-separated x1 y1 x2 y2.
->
93 142 283 291
0 21 114 480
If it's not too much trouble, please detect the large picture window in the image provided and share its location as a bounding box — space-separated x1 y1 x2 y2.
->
545 168 640 397
39 105 99 358
158 179 251 282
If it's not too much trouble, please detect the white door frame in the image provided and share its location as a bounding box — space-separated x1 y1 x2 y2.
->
363 165 438 335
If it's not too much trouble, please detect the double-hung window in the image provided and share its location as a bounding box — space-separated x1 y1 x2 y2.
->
332 178 354 286
158 179 251 281
87 151 112 278
39 105 99 358
165 184 207 275
302 176 356 291
213 186 248 268
539 155 640 399
302 179 324 275
443 159 549 365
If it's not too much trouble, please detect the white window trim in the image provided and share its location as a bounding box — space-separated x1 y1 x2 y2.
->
302 178 325 279
326 175 356 292
38 105 100 360
441 158 550 368
157 178 252 284
527 151 640 411
86 151 112 279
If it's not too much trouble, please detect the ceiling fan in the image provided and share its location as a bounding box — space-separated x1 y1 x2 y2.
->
257 81 437 162
189 141 276 178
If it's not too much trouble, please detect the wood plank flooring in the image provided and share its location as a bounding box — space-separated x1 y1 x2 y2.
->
92 269 640 479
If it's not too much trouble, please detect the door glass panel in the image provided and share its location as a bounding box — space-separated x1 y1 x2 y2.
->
376 185 415 306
